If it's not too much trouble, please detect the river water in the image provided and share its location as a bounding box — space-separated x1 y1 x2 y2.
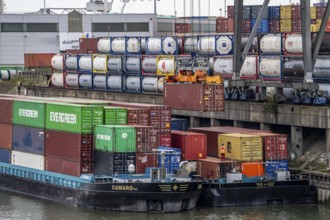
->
1 190 330 220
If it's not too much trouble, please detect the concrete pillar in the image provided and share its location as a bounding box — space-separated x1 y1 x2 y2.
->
260 87 267 101
326 129 330 167
210 118 220 127
290 126 303 160
260 123 271 131
190 117 200 128
233 120 244 128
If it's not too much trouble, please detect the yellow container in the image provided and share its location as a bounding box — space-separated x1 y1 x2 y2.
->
92 54 108 74
156 55 175 76
311 7 317 19
218 133 263 162
280 5 292 19
280 19 292 33
316 19 322 32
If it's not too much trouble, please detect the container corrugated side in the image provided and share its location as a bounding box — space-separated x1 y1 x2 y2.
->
242 162 265 177
265 160 288 177
12 125 44 155
127 125 158 152
158 146 181 174
11 151 45 170
0 98 13 124
171 118 188 131
197 158 241 180
136 152 157 174
0 148 11 163
13 100 45 128
104 107 127 125
92 106 104 132
0 124 12 150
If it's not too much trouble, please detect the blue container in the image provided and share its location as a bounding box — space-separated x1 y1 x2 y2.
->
243 6 251 19
12 125 45 155
171 118 188 131
0 149 11 163
268 6 280 20
251 5 269 19
251 18 269 33
158 146 181 174
265 160 289 177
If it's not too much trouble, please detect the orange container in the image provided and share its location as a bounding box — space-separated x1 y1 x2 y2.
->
241 162 264 177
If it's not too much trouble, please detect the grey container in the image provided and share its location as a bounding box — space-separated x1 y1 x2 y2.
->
12 125 45 155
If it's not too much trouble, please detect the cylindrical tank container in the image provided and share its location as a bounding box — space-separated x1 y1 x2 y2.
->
110 37 126 54
282 56 304 82
0 70 16 81
162 37 178 55
65 73 79 88
240 56 258 79
79 74 93 89
126 37 141 54
141 37 146 54
107 75 123 91
142 77 158 93
284 33 303 54
51 54 64 70
124 56 141 73
158 77 165 93
125 76 141 92
313 56 330 79
98 38 111 53
51 72 64 87
108 56 123 73
259 34 282 54
241 34 258 54
259 56 282 80
312 33 330 55
156 56 175 76
78 55 92 72
141 56 157 75
216 35 233 55
93 75 107 89
93 55 108 73
198 36 216 54
65 55 78 71
213 56 233 79
184 37 198 54
146 37 162 54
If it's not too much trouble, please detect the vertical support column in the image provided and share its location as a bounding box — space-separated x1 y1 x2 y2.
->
233 120 244 128
190 116 200 128
261 87 267 101
260 123 271 131
210 118 221 127
291 126 303 160
233 0 243 79
326 129 330 167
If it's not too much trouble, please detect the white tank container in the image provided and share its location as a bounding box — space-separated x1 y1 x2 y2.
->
184 37 198 53
126 76 141 91
259 57 281 78
142 77 158 93
98 38 111 53
260 34 282 54
11 151 45 170
79 56 92 72
79 74 93 88
141 38 146 53
51 54 64 70
65 56 78 70
158 77 165 92
111 38 125 54
65 74 78 87
198 36 216 54
216 36 233 55
284 33 303 54
142 56 157 73
126 37 141 54
51 72 64 87
0 70 16 81
125 56 141 72
9 70 17 78
240 56 257 77
108 57 122 72
107 75 122 90
147 37 162 53
157 58 175 74
93 75 107 89
93 55 107 72
162 37 177 54
213 57 233 75
313 57 330 78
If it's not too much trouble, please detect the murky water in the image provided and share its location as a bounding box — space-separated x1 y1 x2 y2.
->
1 190 330 220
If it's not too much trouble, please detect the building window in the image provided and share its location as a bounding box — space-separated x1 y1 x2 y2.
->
92 23 125 32
127 23 149 32
68 10 83 32
1 23 24 32
157 23 173 32
27 23 58 32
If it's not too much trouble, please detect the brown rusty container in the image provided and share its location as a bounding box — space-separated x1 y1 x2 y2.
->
158 133 171 147
175 23 191 33
136 152 157 174
0 124 12 150
46 156 93 177
291 5 301 19
45 130 93 162
127 108 150 126
127 125 158 152
291 19 302 33
197 158 241 180
0 98 13 124
269 20 281 33
24 53 53 69
79 38 98 50
227 5 234 18
242 19 251 33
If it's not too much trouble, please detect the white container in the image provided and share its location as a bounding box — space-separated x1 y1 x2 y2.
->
158 77 165 92
9 70 17 78
51 72 64 87
126 76 141 91
65 56 78 70
313 57 330 78
141 37 146 53
65 74 79 87
142 56 157 74
284 33 303 54
125 56 140 72
147 37 162 53
107 75 122 90
213 57 233 75
157 58 175 74
11 151 45 170
240 56 258 78
162 37 177 54
108 57 122 72
51 54 64 70
93 75 107 89
142 77 158 93
198 36 215 54
93 55 107 72
259 57 281 78
79 56 92 71
126 37 141 54
111 38 125 54
216 36 233 55
260 34 282 54
79 74 93 88
0 70 15 81
98 38 111 53
184 37 198 53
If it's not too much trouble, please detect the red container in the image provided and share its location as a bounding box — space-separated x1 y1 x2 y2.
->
46 156 93 177
227 18 234 32
171 130 207 161
24 53 53 69
217 18 234 33
242 162 265 177
79 38 98 50
0 98 13 124
292 19 302 32
242 19 251 33
291 5 301 19
326 20 330 32
160 106 171 133
175 23 191 33
0 124 12 150
269 20 281 33
127 125 158 152
45 130 93 162
316 6 326 19
197 158 241 180
127 108 150 126
66 49 88 54
136 152 157 173
158 133 171 147
227 5 234 18
164 84 224 112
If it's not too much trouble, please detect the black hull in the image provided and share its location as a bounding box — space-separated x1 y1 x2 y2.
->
198 180 318 207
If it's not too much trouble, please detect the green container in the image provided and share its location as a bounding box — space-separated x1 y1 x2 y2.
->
104 107 127 125
45 103 94 134
93 106 104 132
13 100 46 128
94 125 136 152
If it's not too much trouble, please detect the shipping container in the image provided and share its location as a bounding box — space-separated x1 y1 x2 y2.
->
104 106 127 125
107 56 123 74
141 55 157 75
292 18 302 33
94 151 136 175
265 160 288 177
136 152 158 174
291 5 301 19
268 6 280 20
268 20 280 33
316 6 326 19
0 124 12 150
127 108 150 126
164 84 224 112
197 158 241 180
311 6 317 19
79 38 98 51
259 34 282 55
0 148 11 163
158 146 181 174
227 5 234 18
175 23 192 33
12 125 44 155
124 55 141 74
216 18 234 33
280 5 292 19
24 53 53 69
250 18 269 33
129 125 158 152
78 54 93 73
93 54 108 74
243 6 251 19
0 98 13 124
13 100 45 128
251 5 269 19
280 19 292 32
282 56 304 82
171 118 188 131
240 55 258 79
283 33 303 55
242 19 251 33
158 133 171 147
258 56 282 81
46 156 93 177
126 37 142 54
45 130 93 162
11 150 45 170
241 162 265 177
